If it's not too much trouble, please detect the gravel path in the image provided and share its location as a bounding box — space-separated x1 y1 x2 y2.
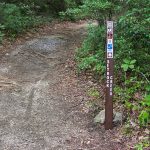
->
0 21 125 150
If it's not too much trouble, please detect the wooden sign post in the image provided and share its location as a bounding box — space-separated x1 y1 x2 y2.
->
105 21 114 130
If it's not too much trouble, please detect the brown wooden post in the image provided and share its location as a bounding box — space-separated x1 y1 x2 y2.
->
105 21 114 130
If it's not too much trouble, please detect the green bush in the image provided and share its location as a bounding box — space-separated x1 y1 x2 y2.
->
0 3 49 38
59 8 84 21
115 0 150 73
139 95 150 126
76 25 105 75
75 0 150 128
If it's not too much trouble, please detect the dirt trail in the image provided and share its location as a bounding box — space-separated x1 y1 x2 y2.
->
0 21 125 150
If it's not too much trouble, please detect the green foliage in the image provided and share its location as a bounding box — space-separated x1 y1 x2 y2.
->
139 95 150 126
1 0 67 15
60 0 125 22
114 76 143 102
121 59 136 72
86 87 101 110
115 0 150 73
0 0 82 41
75 0 150 129
139 110 149 126
76 25 105 75
115 0 150 75
114 66 149 127
0 24 5 43
60 8 83 21
141 95 150 107
0 2 50 39
135 139 150 150
135 143 144 150
88 88 100 98
78 0 112 20
65 0 82 7
59 0 84 20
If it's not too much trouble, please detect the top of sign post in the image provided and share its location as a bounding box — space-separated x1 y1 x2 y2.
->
107 21 113 40
107 21 113 28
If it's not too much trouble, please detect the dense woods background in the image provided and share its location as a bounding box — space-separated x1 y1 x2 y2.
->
0 0 149 149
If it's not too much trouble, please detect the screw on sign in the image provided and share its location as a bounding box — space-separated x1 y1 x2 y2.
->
105 21 114 130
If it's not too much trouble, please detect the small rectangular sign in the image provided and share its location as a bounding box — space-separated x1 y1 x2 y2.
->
108 39 113 44
107 44 113 49
107 21 114 58
107 52 113 58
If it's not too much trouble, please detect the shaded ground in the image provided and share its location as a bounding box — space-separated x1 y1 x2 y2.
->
0 21 126 150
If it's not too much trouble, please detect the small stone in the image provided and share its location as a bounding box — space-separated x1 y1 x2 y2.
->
113 112 123 124
94 110 105 124
94 109 123 124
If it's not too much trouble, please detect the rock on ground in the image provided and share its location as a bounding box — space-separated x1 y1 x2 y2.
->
94 110 123 124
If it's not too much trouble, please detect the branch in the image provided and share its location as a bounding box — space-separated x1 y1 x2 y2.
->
140 72 150 83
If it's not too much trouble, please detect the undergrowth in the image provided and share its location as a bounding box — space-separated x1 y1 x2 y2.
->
0 3 52 43
76 23 150 128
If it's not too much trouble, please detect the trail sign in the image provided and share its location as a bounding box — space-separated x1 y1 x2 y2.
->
105 21 114 130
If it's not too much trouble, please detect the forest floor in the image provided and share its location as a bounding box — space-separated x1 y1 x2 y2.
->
0 21 129 150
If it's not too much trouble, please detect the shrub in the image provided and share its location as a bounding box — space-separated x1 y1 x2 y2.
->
115 0 150 73
0 3 46 37
76 25 105 75
75 0 150 128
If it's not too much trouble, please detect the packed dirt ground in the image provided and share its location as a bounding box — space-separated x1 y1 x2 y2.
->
0 21 128 150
